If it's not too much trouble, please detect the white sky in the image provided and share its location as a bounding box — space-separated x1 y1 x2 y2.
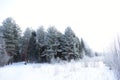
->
0 0 120 52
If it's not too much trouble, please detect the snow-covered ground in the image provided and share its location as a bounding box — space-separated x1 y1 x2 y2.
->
0 57 116 80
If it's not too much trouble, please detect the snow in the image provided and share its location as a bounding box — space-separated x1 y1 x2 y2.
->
0 57 116 80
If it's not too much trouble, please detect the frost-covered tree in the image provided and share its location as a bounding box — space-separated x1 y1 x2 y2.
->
63 27 75 52
36 26 46 44
21 27 32 62
61 27 82 61
81 38 93 57
105 36 120 80
23 27 32 40
75 37 83 58
12 22 21 62
36 26 46 62
27 31 38 62
63 27 75 58
43 26 62 63
0 26 10 66
2 17 21 62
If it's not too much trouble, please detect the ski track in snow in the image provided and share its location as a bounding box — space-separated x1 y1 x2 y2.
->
0 57 116 80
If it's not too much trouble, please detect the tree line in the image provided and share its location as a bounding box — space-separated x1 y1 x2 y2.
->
0 17 93 66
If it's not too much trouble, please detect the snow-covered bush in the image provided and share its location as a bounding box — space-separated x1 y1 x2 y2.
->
105 36 120 80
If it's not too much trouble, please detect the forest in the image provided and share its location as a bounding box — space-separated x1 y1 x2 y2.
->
0 17 94 66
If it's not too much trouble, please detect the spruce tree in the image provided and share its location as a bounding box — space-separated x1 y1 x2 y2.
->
44 26 62 62
27 31 38 62
2 17 21 62
61 27 82 60
0 27 9 66
21 27 32 62
36 26 46 62
36 26 46 44
12 22 21 62
81 38 93 57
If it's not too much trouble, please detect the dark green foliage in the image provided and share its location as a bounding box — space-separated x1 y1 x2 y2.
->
36 26 47 62
27 31 38 62
21 28 32 62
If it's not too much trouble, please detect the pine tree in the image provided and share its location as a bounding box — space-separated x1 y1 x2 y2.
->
36 26 46 44
43 26 62 62
81 38 93 57
27 31 38 62
61 27 82 61
12 22 21 62
77 38 84 58
36 26 46 62
73 37 83 59
0 26 10 66
21 27 32 62
2 17 21 62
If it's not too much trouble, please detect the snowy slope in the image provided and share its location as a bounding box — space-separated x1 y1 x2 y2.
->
0 57 115 80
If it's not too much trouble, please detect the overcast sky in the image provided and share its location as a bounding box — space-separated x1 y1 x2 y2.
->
0 0 120 52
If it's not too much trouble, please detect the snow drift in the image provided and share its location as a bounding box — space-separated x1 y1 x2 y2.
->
0 58 115 80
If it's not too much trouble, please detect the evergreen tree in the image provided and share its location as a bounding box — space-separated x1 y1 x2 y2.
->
23 27 32 40
0 26 10 66
61 27 82 61
74 37 83 59
77 38 84 58
27 31 38 62
44 26 62 62
21 27 32 62
36 26 46 44
12 22 21 62
81 38 93 57
81 38 85 50
36 26 46 62
2 17 21 62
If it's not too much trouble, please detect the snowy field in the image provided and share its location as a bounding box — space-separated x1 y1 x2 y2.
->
0 57 115 80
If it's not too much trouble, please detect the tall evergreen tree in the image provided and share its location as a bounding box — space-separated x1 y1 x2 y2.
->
36 26 46 62
21 27 32 62
81 38 93 57
77 38 84 58
2 17 21 62
43 26 62 62
12 22 21 62
0 26 10 66
27 31 38 62
61 27 82 60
